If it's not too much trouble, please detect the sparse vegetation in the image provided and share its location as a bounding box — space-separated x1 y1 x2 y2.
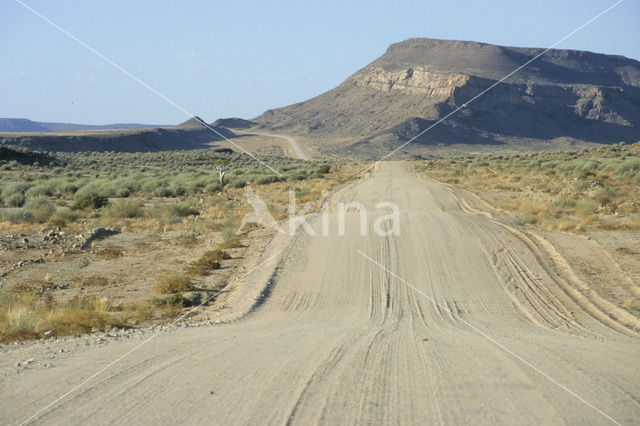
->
73 191 109 211
0 291 127 342
0 146 359 342
414 142 640 232
187 249 230 276
153 273 193 295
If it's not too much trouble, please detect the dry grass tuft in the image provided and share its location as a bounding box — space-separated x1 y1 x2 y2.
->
219 237 243 249
186 249 229 276
154 273 192 294
0 292 126 342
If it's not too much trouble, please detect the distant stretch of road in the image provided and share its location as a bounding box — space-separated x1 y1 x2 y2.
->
251 131 308 160
2 162 639 424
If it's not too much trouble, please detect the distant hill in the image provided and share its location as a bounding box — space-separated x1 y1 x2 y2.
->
0 118 164 133
0 117 235 153
211 118 256 129
254 38 640 158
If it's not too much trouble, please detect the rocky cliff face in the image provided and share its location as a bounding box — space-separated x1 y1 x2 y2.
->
255 38 640 157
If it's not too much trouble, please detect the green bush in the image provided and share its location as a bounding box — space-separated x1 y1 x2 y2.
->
50 208 78 226
73 192 109 210
5 193 25 207
0 209 35 223
255 175 282 185
25 184 54 197
24 197 56 222
614 158 640 176
2 182 29 198
148 202 199 222
230 178 246 188
205 182 222 192
187 250 228 276
152 293 189 307
552 197 576 209
103 199 144 218
154 273 192 294
317 164 331 174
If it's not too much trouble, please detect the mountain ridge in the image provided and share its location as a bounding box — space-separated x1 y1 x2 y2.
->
0 118 165 133
254 37 640 158
0 118 235 153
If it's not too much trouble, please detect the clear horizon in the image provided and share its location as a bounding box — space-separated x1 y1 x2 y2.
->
1 0 638 125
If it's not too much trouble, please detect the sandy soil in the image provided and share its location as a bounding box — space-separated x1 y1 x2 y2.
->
0 221 262 310
1 162 639 425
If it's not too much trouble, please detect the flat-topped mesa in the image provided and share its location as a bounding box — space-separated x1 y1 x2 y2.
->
375 38 640 87
254 37 640 151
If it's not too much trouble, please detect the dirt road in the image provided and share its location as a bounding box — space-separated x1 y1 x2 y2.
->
2 162 639 425
248 131 308 160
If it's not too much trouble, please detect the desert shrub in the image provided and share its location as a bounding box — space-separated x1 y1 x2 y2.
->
317 164 331 174
206 249 231 261
2 182 29 198
0 292 124 342
55 180 81 195
50 208 78 226
187 258 220 276
167 183 186 197
148 202 198 222
154 273 192 294
73 191 109 210
0 209 35 223
24 197 56 222
219 237 243 249
152 293 188 307
114 187 131 198
103 199 144 218
25 183 54 197
575 200 598 216
255 175 282 185
613 158 640 176
592 189 613 208
205 182 222 192
153 186 173 197
288 173 307 182
187 250 229 276
572 180 590 190
552 197 576 209
230 178 246 188
5 192 25 207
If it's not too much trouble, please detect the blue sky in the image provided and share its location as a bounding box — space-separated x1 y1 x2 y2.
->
1 0 638 125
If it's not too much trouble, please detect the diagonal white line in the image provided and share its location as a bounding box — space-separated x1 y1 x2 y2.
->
357 249 621 425
14 0 283 176
358 0 625 175
19 248 285 426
